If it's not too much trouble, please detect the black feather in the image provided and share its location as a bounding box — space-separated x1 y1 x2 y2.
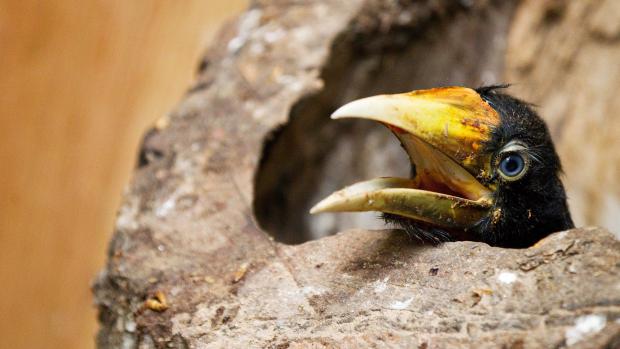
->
382 213 452 245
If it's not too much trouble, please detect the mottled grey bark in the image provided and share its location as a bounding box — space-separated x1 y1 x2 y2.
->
94 0 620 348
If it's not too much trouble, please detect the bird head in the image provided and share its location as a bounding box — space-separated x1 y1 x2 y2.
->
310 86 574 247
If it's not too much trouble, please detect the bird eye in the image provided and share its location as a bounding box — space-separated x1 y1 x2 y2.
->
498 153 527 180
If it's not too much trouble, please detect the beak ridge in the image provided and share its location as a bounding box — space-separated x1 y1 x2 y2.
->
330 87 499 176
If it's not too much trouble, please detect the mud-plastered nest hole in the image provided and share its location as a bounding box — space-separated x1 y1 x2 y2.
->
253 2 514 244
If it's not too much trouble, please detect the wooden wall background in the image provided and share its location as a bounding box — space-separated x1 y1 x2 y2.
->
0 1 247 348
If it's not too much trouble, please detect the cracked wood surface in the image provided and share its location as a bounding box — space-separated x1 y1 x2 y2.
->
94 0 620 348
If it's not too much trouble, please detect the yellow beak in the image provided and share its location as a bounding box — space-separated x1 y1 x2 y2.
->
310 87 500 229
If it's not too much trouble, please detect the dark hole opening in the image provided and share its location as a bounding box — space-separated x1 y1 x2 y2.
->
253 3 515 244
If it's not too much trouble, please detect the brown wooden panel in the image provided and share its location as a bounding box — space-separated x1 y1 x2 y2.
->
0 1 247 348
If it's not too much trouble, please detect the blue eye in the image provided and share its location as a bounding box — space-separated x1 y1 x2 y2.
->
499 153 526 179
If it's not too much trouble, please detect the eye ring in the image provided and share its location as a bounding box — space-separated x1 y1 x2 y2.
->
498 152 529 181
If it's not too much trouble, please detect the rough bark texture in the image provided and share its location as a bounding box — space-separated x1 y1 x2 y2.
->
505 0 620 233
94 0 620 348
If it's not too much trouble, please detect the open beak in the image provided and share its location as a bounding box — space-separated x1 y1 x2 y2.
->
310 86 500 229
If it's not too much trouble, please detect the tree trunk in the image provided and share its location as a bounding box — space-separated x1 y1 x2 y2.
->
94 0 620 347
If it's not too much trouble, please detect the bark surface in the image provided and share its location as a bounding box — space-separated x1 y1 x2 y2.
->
94 0 620 348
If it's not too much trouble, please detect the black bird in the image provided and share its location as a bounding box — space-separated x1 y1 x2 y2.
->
310 85 574 248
